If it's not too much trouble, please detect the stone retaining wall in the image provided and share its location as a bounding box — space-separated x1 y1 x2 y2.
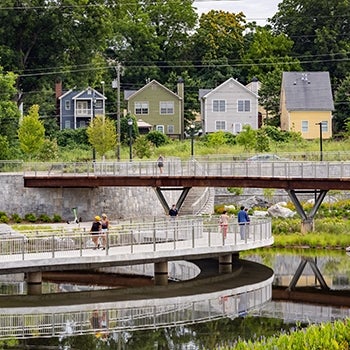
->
0 174 175 221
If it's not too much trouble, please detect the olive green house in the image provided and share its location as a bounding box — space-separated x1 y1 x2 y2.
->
124 79 184 139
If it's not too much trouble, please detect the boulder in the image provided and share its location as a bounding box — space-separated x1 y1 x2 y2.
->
267 203 296 218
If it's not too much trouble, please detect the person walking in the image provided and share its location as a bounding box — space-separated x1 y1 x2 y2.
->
169 204 178 220
219 210 229 239
100 213 109 250
238 206 249 240
157 155 164 174
90 215 102 249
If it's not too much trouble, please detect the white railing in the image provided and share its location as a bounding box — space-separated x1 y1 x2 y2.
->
19 159 350 179
0 217 272 263
0 282 272 340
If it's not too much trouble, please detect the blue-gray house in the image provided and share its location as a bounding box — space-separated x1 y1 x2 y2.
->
58 86 106 130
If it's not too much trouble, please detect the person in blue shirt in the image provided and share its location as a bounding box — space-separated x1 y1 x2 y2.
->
237 206 249 240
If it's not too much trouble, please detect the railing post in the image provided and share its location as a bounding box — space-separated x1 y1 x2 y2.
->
52 235 55 258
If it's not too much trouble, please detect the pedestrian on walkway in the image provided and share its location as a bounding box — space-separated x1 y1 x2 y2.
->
238 206 249 240
157 155 164 174
90 215 102 249
169 204 178 220
100 213 109 250
219 210 229 239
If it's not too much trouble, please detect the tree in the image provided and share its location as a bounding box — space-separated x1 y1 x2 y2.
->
18 104 45 158
236 125 257 151
134 135 153 159
0 66 21 148
86 116 117 159
270 0 350 84
0 0 114 111
333 75 350 135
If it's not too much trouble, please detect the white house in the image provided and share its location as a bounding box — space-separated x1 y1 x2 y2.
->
199 77 259 134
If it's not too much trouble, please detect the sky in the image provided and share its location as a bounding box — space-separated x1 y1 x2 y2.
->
193 0 282 26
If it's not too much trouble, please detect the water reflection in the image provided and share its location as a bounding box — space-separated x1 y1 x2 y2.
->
1 250 350 349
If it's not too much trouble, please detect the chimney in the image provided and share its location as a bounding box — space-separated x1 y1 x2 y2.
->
55 80 62 98
249 77 259 95
177 77 185 140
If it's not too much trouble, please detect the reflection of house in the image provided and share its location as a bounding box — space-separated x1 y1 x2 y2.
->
280 72 334 139
124 80 184 139
199 77 259 134
56 82 106 130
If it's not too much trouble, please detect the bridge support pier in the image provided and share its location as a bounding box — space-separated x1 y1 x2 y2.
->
287 189 328 233
154 261 168 286
26 272 42 295
219 255 232 274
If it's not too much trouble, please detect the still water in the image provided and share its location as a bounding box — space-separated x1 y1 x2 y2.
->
1 249 350 349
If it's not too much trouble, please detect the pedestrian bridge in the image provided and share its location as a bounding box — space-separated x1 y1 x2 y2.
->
0 217 272 292
22 158 350 232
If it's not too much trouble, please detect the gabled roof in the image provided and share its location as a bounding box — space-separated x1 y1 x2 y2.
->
282 72 334 111
199 77 259 99
58 87 105 100
124 80 182 100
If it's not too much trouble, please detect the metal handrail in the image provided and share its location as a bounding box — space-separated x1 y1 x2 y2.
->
0 217 272 262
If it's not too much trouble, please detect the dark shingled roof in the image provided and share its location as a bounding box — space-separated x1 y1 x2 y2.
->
282 72 334 111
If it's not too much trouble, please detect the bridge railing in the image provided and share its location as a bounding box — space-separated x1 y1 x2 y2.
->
20 159 350 179
0 217 272 261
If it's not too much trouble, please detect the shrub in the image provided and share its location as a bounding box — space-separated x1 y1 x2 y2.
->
39 214 51 223
24 213 37 223
52 214 62 223
11 213 22 223
146 131 169 147
0 213 9 223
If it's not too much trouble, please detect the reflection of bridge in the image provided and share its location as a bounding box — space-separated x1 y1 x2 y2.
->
0 260 273 340
23 159 350 231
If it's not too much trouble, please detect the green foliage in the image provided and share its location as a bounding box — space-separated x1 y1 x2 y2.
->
38 214 52 223
0 135 11 160
227 187 243 195
52 214 62 223
86 115 117 159
18 105 45 159
56 128 89 148
134 135 153 159
205 131 233 146
11 213 22 223
37 138 59 161
24 213 37 223
146 131 169 147
255 128 270 152
236 125 257 151
0 211 9 223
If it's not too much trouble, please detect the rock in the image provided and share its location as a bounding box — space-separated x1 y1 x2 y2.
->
267 203 296 218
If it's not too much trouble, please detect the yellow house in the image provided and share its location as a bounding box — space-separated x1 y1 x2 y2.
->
280 72 334 139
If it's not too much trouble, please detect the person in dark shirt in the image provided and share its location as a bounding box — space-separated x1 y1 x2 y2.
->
90 216 102 249
169 204 178 220
237 206 249 240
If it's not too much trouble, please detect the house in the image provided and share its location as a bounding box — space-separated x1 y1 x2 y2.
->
280 72 334 139
124 79 184 139
199 77 259 134
56 82 106 130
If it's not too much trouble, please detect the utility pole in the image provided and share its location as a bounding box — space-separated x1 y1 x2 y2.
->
112 63 121 161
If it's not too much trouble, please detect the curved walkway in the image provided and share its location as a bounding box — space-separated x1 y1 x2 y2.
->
0 217 273 275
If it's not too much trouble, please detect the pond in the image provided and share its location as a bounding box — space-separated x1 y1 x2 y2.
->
1 249 349 349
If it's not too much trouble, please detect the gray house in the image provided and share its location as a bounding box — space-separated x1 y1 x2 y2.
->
199 77 259 134
57 84 106 130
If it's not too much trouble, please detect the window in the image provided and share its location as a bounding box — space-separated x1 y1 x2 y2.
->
301 120 308 132
65 100 70 110
76 101 88 115
238 100 250 112
64 120 71 129
215 120 226 130
79 120 86 128
95 100 103 109
156 125 164 133
167 125 174 133
135 102 149 115
321 121 328 132
160 101 174 115
213 100 226 112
